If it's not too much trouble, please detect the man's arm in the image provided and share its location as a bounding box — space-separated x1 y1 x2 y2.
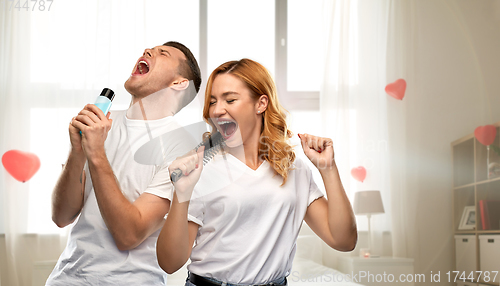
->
51 117 89 228
72 104 170 250
87 154 171 250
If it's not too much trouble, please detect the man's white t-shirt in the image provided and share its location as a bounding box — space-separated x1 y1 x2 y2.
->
47 110 191 286
187 154 324 285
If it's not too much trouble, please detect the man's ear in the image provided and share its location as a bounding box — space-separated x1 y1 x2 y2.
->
170 78 189 91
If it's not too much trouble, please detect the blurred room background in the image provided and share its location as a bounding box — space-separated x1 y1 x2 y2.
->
1 0 500 285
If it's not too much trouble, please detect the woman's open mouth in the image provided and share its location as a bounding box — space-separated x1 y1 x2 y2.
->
217 119 238 139
132 60 150 75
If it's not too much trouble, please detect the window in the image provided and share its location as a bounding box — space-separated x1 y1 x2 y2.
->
287 0 323 92
30 0 199 88
29 108 79 233
207 0 275 76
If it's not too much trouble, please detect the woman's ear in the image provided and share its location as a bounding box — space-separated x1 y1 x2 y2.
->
257 94 269 113
170 78 190 91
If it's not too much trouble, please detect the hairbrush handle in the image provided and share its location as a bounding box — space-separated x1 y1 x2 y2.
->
170 168 183 183
170 132 224 183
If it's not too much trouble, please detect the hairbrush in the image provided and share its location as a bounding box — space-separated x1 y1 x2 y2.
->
170 132 225 183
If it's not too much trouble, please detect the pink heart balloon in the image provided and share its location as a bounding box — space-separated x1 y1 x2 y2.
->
2 150 41 182
385 79 407 100
351 166 366 183
474 125 497 146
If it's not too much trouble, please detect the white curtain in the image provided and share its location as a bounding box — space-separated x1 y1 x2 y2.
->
1 0 425 284
0 8 65 286
321 0 418 258
0 1 199 285
384 0 419 261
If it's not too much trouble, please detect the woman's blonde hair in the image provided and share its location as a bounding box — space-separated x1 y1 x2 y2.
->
203 59 295 185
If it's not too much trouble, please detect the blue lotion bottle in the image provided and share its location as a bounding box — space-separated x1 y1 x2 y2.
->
94 88 115 115
80 88 115 135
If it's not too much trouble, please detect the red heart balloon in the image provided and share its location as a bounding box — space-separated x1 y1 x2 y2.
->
2 150 41 182
351 166 366 183
385 79 407 100
474 125 497 146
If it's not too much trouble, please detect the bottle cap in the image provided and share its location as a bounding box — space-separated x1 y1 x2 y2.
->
100 88 115 101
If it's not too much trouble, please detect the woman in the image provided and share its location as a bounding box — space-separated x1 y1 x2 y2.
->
157 59 357 286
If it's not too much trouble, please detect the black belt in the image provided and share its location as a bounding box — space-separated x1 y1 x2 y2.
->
188 273 287 286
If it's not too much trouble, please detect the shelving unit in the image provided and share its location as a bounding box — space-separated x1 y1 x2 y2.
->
452 121 500 286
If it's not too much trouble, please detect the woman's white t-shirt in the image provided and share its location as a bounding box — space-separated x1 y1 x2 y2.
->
187 154 324 285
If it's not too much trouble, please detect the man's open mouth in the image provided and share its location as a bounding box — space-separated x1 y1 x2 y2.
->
133 60 150 75
217 120 238 138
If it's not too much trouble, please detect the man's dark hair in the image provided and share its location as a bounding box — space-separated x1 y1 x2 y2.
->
163 41 202 93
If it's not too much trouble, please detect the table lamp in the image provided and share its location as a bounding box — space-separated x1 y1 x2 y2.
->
353 190 385 258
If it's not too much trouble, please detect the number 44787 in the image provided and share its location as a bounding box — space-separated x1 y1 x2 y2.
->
8 0 54 12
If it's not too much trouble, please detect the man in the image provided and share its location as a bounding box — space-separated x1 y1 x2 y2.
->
46 41 201 285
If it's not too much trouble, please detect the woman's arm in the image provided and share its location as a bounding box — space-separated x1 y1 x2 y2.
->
156 147 204 273
299 133 357 251
157 192 199 274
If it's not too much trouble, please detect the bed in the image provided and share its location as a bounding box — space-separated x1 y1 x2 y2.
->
166 234 365 286
286 234 365 286
31 233 364 285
